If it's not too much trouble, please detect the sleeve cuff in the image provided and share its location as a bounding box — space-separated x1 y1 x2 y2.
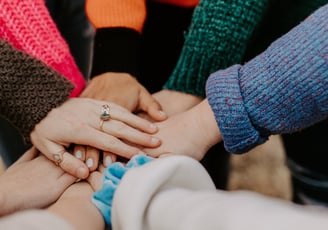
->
206 64 267 154
91 28 141 78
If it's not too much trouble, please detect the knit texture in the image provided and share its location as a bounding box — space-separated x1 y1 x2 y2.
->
92 155 153 227
0 0 85 97
0 39 74 143
164 0 270 97
206 4 328 153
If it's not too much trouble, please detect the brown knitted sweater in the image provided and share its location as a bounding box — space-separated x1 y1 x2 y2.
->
0 39 74 143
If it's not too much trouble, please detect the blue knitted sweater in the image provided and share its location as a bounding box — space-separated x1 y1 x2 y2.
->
206 4 328 154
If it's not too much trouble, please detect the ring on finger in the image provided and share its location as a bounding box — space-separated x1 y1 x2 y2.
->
53 152 63 166
99 104 111 131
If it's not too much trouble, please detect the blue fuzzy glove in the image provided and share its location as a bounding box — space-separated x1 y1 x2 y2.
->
92 154 153 226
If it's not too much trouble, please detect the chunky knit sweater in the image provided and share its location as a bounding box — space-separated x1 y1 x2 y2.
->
0 0 85 97
206 4 328 153
0 39 73 142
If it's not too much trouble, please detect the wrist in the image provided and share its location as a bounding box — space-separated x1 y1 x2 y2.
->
192 99 221 150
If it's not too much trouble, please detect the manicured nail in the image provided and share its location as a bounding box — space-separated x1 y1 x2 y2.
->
86 158 93 168
138 151 147 156
77 167 88 179
75 150 83 159
149 123 158 131
159 110 167 117
151 137 160 144
104 156 112 167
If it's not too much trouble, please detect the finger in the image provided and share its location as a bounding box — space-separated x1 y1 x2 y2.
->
85 146 100 172
35 139 89 179
139 89 167 121
37 125 144 161
103 152 117 167
73 145 86 161
13 146 39 164
87 171 103 191
95 102 158 134
101 119 161 147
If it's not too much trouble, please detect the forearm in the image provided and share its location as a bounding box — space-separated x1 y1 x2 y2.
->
0 40 73 143
164 0 270 97
0 0 85 97
206 4 328 153
48 183 105 230
86 0 146 78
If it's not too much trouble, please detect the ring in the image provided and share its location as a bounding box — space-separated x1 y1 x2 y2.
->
100 104 111 121
53 153 63 166
100 104 111 131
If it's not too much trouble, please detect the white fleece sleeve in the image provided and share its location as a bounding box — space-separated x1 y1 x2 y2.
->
0 210 73 230
112 156 328 230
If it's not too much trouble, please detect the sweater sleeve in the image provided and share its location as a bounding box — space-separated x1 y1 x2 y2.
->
164 0 270 97
0 40 74 143
0 0 85 97
206 4 328 154
86 0 146 78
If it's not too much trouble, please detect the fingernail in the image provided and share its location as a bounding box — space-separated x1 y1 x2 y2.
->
151 137 160 144
86 158 93 168
77 167 88 179
75 150 82 159
138 151 147 156
104 156 112 167
159 110 166 117
149 123 158 131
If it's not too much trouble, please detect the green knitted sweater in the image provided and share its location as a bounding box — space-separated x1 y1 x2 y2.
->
164 0 270 97
164 0 327 97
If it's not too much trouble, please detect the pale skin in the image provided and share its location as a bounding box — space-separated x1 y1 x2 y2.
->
0 148 76 217
48 182 104 230
75 72 168 168
143 99 222 160
30 97 161 179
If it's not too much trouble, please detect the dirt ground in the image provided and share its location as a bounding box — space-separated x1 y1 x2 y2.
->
0 135 291 200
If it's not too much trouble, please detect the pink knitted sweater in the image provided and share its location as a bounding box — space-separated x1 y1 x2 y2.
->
0 0 86 97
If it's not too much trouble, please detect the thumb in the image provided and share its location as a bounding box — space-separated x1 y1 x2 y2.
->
139 89 167 121
12 146 38 165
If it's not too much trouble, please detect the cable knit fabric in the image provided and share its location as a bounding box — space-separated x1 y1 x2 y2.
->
164 0 270 97
206 4 328 153
0 0 85 97
92 155 153 227
0 39 73 143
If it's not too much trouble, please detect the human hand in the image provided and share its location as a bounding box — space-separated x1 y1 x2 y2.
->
143 100 222 160
30 98 161 179
152 89 202 116
0 147 76 216
81 72 167 121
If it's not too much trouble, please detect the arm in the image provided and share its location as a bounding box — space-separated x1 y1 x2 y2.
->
164 0 270 98
112 156 328 230
0 148 75 216
0 39 73 143
206 4 328 153
84 0 166 119
154 0 270 116
0 0 85 97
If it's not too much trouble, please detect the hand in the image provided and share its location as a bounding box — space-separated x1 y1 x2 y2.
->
0 147 76 216
143 100 222 160
48 182 104 230
30 98 161 179
152 89 202 116
81 72 167 121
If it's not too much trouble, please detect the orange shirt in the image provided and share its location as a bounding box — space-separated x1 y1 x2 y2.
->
86 0 199 32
